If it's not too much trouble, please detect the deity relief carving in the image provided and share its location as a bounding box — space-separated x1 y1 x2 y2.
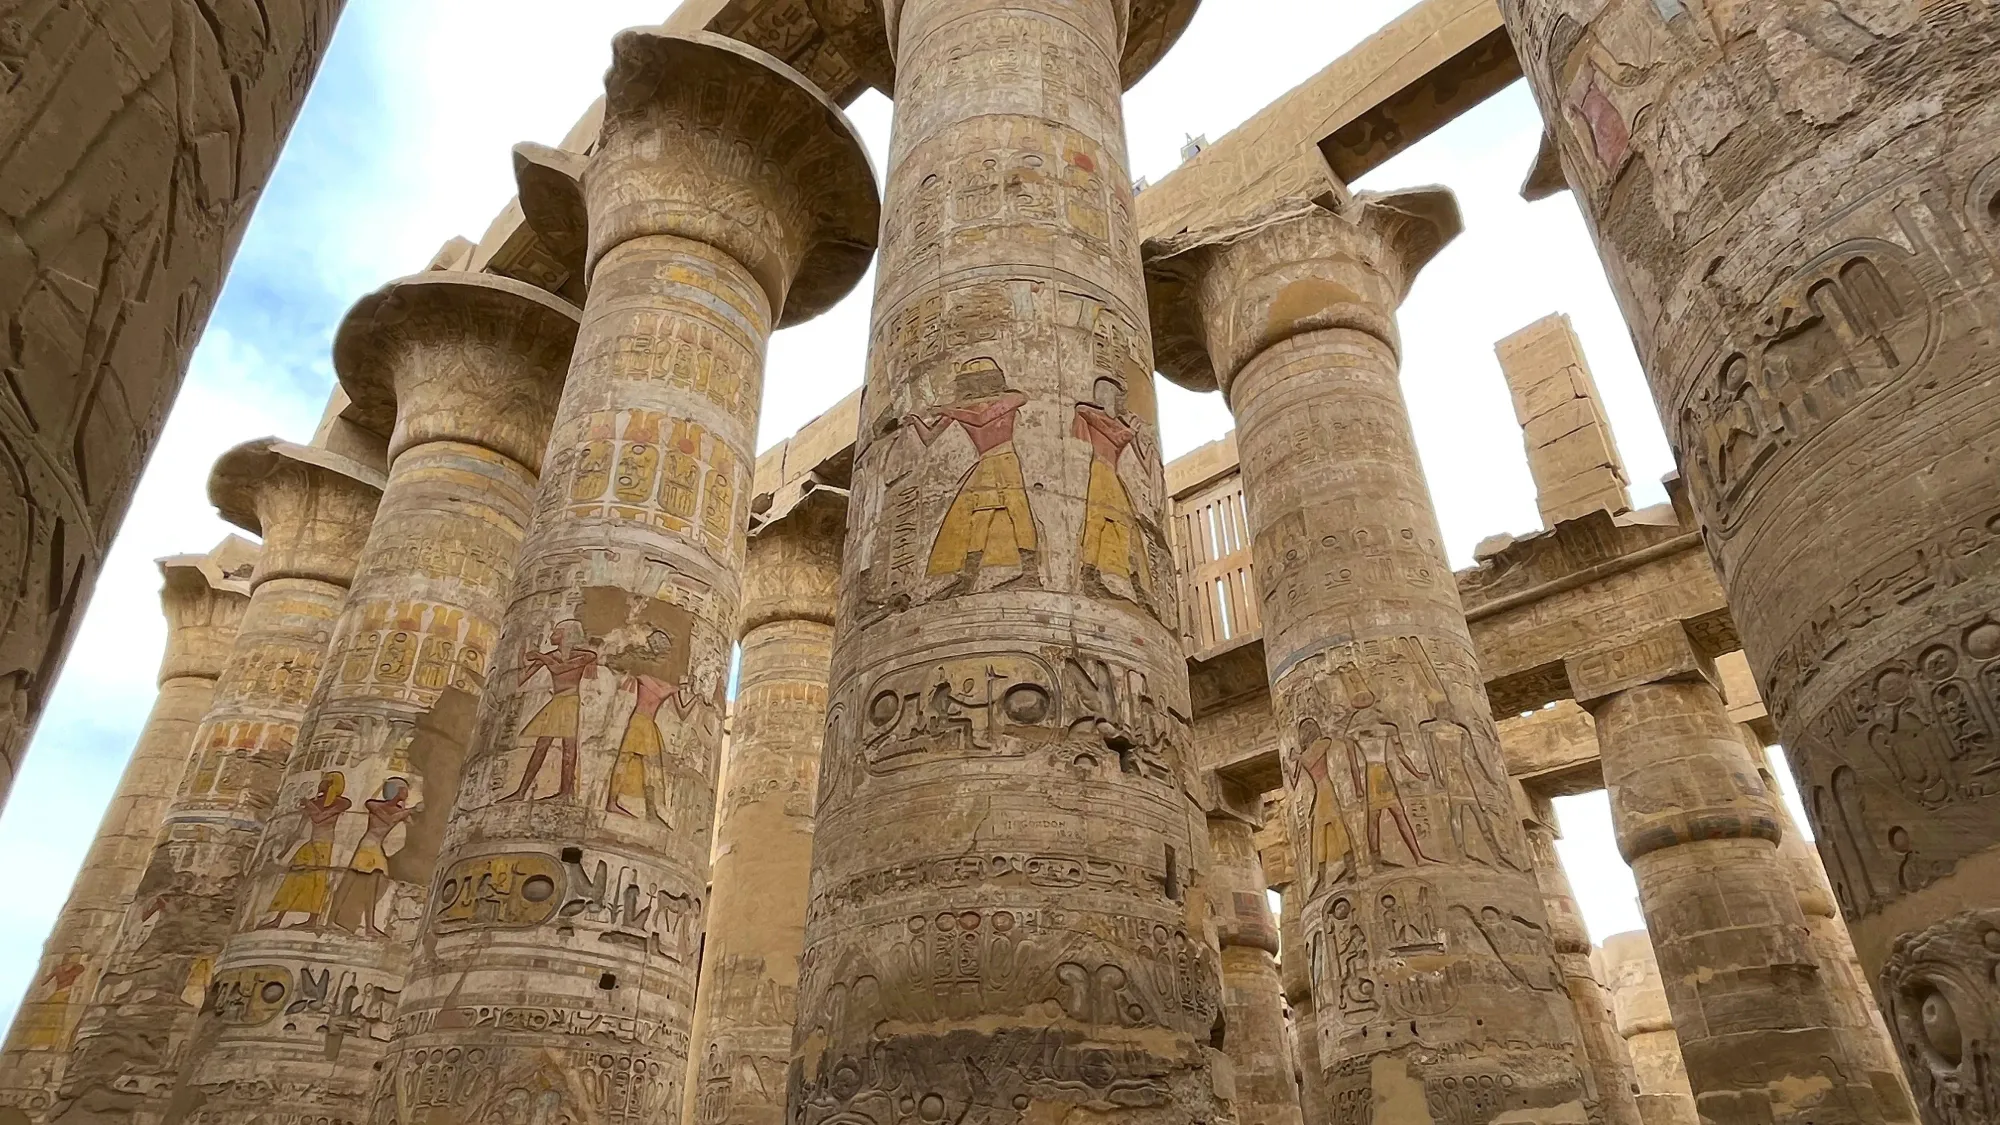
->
1879 909 2000 1125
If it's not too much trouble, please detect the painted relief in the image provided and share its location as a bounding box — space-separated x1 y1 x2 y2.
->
258 772 350 929
1073 375 1154 605
503 619 600 803
905 358 1040 591
557 409 741 560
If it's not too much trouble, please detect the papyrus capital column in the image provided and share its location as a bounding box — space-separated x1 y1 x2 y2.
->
0 541 254 1118
1145 190 1591 1115
1499 2 2000 1116
1580 636 1918 1125
54 441 382 1125
1205 811 1301 1125
376 31 877 1125
686 486 844 1125
172 273 580 1123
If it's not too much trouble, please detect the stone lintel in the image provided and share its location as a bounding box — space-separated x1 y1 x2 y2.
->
752 389 860 519
1566 622 1716 709
511 143 589 303
1500 700 1604 796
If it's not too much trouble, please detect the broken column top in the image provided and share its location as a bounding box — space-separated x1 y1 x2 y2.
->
1495 312 1632 528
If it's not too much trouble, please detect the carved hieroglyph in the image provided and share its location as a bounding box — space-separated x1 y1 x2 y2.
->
685 488 844 1125
793 2 1226 1123
171 274 580 1123
1499 0 2000 1115
1600 932 1698 1125
1206 814 1302 1125
1589 670 1917 1125
51 442 383 1125
0 2 345 804
0 541 254 1118
373 31 877 1125
1145 192 1590 1115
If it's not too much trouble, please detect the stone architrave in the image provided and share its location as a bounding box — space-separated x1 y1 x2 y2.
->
0 540 254 1118
1144 192 1589 1113
1208 813 1303 1125
1580 640 1918 1125
374 31 877 1124
1517 787 1643 1125
792 1 1226 1122
51 442 383 1125
1498 1 2000 1113
0 3 345 802
170 274 581 1122
685 486 845 1125
1600 932 1698 1125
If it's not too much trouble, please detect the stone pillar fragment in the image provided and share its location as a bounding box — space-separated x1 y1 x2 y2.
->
1145 192 1589 1114
1587 659 1918 1125
376 31 876 1124
1498 1 2000 1116
171 274 580 1123
0 1 345 805
0 540 254 1117
1277 885 1332 1125
685 486 845 1125
1493 313 1631 526
1207 813 1303 1125
1600 932 1698 1125
1516 787 1644 1125
794 0 1222 1121
52 441 383 1125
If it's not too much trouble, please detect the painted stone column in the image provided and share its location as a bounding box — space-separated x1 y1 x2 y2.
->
793 0 1223 1121
0 2 346 805
1498 1 2000 1114
0 540 254 1118
1208 813 1303 1125
52 440 383 1125
374 31 877 1125
686 487 844 1125
1518 787 1643 1125
1144 192 1588 1114
1587 664 1918 1125
170 274 581 1123
1262 799 1332 1125
1600 932 1698 1125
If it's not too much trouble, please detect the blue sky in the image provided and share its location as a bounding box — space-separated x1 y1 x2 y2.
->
0 1 1788 1028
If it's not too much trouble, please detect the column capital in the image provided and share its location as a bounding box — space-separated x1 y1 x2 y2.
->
155 537 255 685
334 271 581 472
741 483 848 635
513 142 588 304
207 439 385 589
1143 188 1460 400
593 29 880 328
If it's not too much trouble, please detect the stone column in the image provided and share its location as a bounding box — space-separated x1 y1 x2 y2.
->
170 274 580 1122
1277 884 1332 1125
374 31 877 1125
1499 1 2000 1114
0 2 346 802
0 540 253 1117
52 441 383 1125
1208 812 1303 1125
684 486 844 1125
1600 932 1698 1125
1144 192 1589 1113
1584 647 1918 1125
1517 787 1643 1125
794 0 1223 1121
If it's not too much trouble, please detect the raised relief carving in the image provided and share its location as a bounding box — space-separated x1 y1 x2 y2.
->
1879 909 2000 1125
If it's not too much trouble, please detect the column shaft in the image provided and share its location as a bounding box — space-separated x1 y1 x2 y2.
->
797 0 1223 1121
1600 932 1699 1125
1594 681 1916 1125
1208 815 1302 1125
1499 2 2000 1114
376 31 876 1125
1279 888 1332 1125
0 1 344 803
0 554 250 1115
686 495 842 1125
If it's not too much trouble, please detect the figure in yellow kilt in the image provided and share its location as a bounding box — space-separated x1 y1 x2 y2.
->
1072 377 1152 597
906 359 1038 584
605 629 680 824
503 619 599 803
1293 717 1356 894
258 771 351 929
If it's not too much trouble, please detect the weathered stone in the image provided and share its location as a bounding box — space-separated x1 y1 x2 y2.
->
1599 932 1698 1125
51 442 383 1125
169 273 581 1123
1495 315 1632 528
1146 191 1589 1115
1516 786 1643 1125
794 0 1222 1122
375 30 876 1124
1276 885 1331 1125
686 486 845 1125
1588 674 1917 1125
0 540 254 1120
1500 1 2000 1115
511 144 589 306
1207 813 1301 1125
0 2 345 807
